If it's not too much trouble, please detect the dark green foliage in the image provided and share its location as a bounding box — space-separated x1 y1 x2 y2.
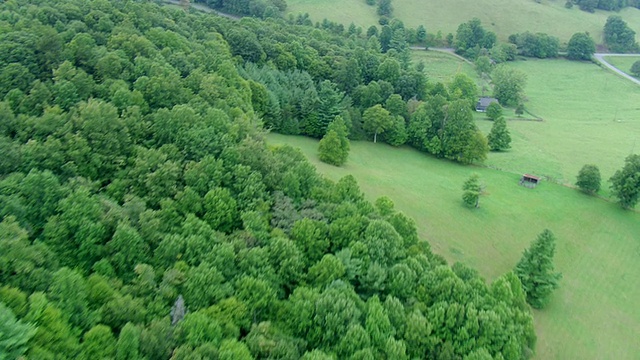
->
454 18 496 59
0 302 37 360
318 117 350 166
492 65 527 107
603 16 639 53
485 102 502 121
0 1 539 359
363 104 393 143
631 60 640 77
515 229 562 309
567 32 596 61
377 0 393 17
487 116 511 151
609 154 640 209
462 173 482 208
575 164 601 194
509 32 559 58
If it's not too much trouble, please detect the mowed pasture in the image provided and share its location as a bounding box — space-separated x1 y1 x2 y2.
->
287 0 640 43
604 55 640 77
412 50 640 189
267 133 640 360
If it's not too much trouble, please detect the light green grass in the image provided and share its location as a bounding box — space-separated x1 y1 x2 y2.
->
412 50 478 84
287 0 640 43
604 55 640 77
267 133 640 360
491 59 640 188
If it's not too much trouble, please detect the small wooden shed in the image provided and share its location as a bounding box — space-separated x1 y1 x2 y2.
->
519 174 540 188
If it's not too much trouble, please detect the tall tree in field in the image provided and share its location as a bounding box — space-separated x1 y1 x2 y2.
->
363 104 393 143
492 65 527 107
441 100 488 164
318 116 350 166
609 154 640 209
567 32 596 60
487 116 511 151
515 229 562 309
377 0 393 17
462 173 482 208
631 60 640 77
575 164 601 194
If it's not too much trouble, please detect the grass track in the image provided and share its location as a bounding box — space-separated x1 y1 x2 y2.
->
267 133 640 360
287 0 640 43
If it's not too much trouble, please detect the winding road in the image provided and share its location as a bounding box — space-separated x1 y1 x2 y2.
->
593 53 640 85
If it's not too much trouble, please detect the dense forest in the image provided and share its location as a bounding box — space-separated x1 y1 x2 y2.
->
0 0 537 359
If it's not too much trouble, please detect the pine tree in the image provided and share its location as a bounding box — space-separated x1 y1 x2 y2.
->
318 116 350 166
462 173 482 208
515 229 562 309
487 116 511 151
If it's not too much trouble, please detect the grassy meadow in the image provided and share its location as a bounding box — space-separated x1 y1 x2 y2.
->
267 133 640 360
287 0 640 43
412 49 640 188
604 55 640 77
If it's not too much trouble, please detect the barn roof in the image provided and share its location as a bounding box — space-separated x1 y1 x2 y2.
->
477 97 499 107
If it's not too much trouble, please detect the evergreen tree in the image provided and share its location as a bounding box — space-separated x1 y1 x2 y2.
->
462 173 482 208
515 229 562 309
318 116 350 166
575 164 601 194
487 116 511 151
485 102 502 121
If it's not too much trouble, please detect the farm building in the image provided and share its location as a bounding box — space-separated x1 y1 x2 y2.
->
475 97 499 112
519 174 540 188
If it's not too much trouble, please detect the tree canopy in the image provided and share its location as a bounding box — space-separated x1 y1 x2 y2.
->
515 229 562 309
0 1 537 359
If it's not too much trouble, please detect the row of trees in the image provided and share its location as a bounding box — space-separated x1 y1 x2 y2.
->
0 0 542 359
576 155 640 209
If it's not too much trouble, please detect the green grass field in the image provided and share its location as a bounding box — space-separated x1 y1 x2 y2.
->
499 59 640 187
267 133 640 360
604 55 640 77
411 51 640 188
287 0 640 43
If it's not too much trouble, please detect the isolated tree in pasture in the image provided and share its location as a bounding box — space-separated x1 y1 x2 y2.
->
319 130 345 166
515 103 525 117
631 60 640 77
487 116 511 151
515 229 562 309
575 164 601 194
486 102 503 121
318 116 350 166
363 104 393 143
567 32 596 60
492 65 527 107
377 0 393 17
462 173 482 208
609 154 640 209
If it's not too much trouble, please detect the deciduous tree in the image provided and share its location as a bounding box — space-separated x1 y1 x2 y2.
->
609 154 640 209
492 65 527 107
575 164 601 194
363 104 393 143
567 32 596 60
